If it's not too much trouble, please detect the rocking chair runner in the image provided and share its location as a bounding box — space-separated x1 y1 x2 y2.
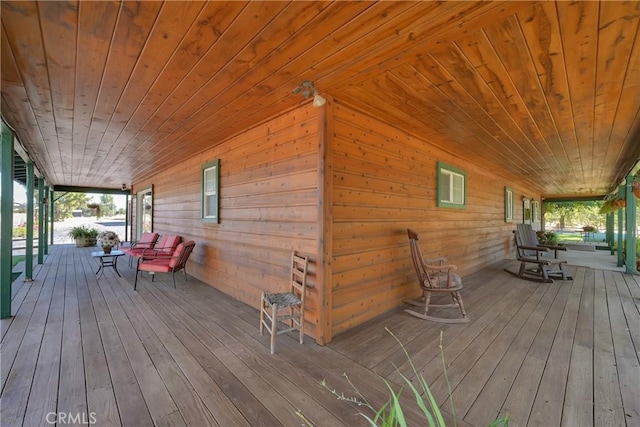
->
503 224 573 283
405 229 468 323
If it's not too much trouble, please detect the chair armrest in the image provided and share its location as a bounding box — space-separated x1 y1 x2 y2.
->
423 256 448 264
539 244 566 251
538 244 566 258
140 252 179 262
519 245 549 252
425 264 458 272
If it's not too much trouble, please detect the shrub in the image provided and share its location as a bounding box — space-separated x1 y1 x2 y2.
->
536 230 558 246
68 225 99 239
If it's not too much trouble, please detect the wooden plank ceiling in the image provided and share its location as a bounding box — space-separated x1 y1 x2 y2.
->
2 1 639 198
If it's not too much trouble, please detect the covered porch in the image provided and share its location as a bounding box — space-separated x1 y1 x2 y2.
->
2 244 638 426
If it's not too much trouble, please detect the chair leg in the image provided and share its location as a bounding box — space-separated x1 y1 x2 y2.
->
134 269 139 290
299 306 304 345
453 291 467 318
172 272 176 288
424 291 432 316
270 304 277 354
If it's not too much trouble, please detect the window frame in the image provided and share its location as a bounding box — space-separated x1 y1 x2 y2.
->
437 161 466 209
201 159 220 223
532 200 540 222
136 185 153 238
504 187 514 222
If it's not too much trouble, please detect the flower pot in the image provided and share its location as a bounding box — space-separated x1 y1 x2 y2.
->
75 236 97 247
613 199 626 208
103 246 112 254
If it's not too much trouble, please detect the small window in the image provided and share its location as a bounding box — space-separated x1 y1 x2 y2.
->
505 187 514 222
201 159 220 223
437 162 466 208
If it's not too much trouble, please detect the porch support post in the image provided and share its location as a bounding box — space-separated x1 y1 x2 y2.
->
49 187 54 247
1 124 14 318
625 177 637 273
38 177 45 264
43 185 49 255
605 212 615 255
125 193 130 243
617 185 624 267
25 161 34 281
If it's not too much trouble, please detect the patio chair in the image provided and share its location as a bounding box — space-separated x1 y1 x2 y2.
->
134 240 195 290
121 232 159 260
405 229 468 323
259 252 310 354
503 223 573 283
126 234 181 267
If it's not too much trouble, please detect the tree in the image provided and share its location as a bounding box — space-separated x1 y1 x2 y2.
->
100 194 117 217
54 192 90 221
544 201 605 230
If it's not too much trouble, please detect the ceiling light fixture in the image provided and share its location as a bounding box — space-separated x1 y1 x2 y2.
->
292 80 326 107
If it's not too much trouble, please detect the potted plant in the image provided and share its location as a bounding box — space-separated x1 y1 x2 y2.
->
599 199 616 214
632 171 640 198
97 230 120 254
69 225 99 247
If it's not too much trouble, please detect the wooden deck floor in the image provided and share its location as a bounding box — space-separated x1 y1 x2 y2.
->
1 245 638 426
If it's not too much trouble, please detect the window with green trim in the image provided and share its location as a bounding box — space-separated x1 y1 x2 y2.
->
505 187 514 222
201 159 220 223
437 162 466 208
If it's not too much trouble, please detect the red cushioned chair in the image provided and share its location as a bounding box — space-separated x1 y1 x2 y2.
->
126 234 181 267
134 240 195 290
121 232 159 260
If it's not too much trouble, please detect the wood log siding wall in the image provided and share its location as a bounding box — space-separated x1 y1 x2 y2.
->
133 101 542 344
133 104 324 341
328 102 541 337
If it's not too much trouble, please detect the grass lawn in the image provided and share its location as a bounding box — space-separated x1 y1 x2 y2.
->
555 233 583 242
12 255 26 268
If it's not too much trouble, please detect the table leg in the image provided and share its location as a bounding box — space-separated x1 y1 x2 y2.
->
113 256 121 277
96 257 104 279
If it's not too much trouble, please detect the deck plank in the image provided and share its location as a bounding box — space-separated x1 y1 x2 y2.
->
592 269 626 426
1 250 59 426
496 276 573 425
80 251 154 427
107 272 219 426
144 271 361 426
57 248 88 423
2 246 639 427
125 279 250 426
23 246 67 426
91 258 186 426
76 250 121 427
562 268 594 426
448 278 551 418
609 271 640 424
527 269 584 426
464 279 562 424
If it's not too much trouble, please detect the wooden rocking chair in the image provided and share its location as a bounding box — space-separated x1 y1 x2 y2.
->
405 229 468 323
503 223 573 283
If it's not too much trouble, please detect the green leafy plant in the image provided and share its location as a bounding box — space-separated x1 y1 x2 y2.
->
599 199 616 215
68 225 98 239
536 230 559 246
300 328 509 427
